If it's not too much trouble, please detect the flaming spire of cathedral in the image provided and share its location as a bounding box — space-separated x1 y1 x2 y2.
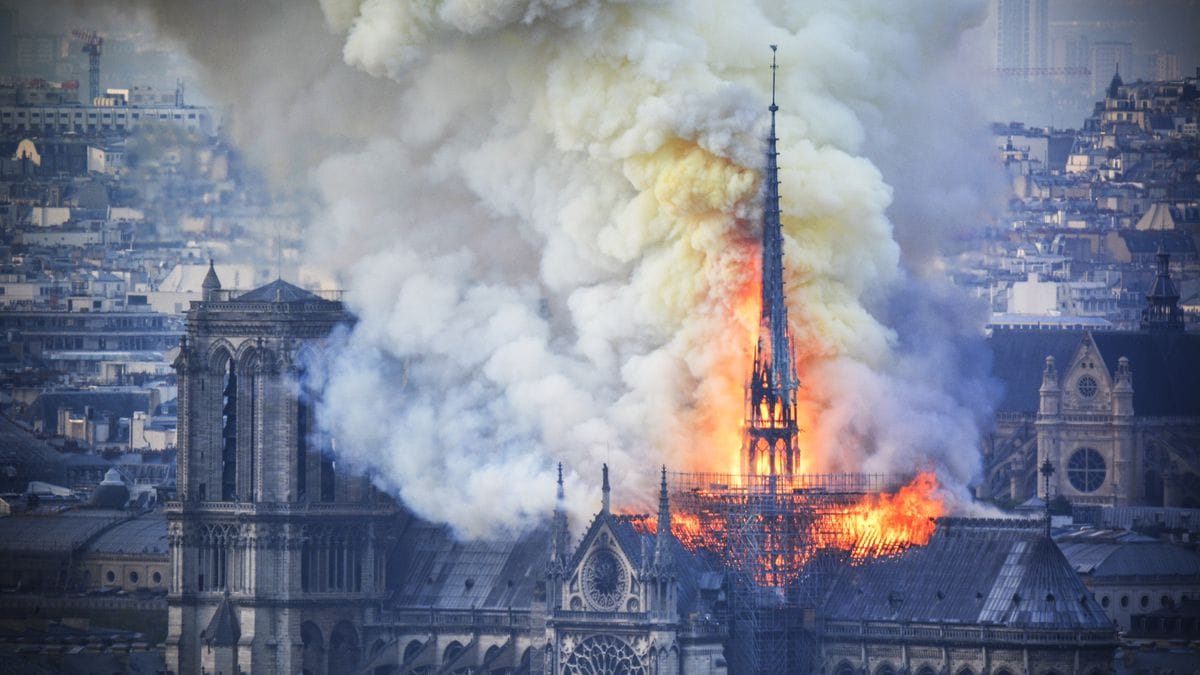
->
743 45 800 478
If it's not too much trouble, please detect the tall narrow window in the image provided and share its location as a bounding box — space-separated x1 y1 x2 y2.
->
221 359 237 501
320 439 335 502
247 368 256 502
297 395 308 499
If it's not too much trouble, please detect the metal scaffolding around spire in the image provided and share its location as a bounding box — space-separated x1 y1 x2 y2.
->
743 44 801 478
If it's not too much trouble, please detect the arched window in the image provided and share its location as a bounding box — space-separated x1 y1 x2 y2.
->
956 667 976 675
221 357 237 501
1067 448 1106 493
329 621 359 673
301 621 323 675
876 664 897 675
402 640 424 664
443 641 464 664
834 662 856 675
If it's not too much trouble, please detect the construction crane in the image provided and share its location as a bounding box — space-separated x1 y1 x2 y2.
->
71 29 103 103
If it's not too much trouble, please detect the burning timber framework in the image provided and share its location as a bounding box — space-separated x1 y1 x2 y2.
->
669 472 908 675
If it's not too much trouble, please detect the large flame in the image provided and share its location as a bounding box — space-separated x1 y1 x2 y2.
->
628 472 944 586
811 472 943 559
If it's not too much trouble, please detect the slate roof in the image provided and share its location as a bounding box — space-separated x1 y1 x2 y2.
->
386 510 716 617
235 278 323 304
387 518 550 611
1120 229 1195 256
204 594 240 647
0 416 61 469
1056 529 1200 579
988 329 1200 416
823 518 1113 630
987 329 1082 413
0 510 127 555
85 513 168 557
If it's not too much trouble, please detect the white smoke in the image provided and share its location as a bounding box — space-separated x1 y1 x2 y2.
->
92 0 1004 536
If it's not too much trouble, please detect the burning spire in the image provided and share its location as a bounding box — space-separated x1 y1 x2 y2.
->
743 45 800 479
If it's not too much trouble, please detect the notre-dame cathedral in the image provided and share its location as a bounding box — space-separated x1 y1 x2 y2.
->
165 264 729 675
164 62 1125 671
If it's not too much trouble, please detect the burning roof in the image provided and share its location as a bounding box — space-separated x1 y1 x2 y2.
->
823 517 1115 631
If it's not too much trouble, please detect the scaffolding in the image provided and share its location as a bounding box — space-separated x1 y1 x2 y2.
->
669 471 905 675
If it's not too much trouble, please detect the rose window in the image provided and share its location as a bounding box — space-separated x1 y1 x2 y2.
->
582 549 627 611
1076 375 1098 399
562 634 647 675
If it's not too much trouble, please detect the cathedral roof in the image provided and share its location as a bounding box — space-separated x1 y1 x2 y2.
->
234 278 324 304
386 519 550 611
988 329 1200 416
823 518 1115 631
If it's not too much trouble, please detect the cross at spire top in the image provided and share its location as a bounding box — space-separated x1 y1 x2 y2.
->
769 44 779 113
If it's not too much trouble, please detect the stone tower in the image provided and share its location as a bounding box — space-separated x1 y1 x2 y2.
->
165 275 396 675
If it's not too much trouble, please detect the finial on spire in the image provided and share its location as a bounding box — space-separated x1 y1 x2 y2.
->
1039 459 1055 538
601 463 610 514
769 44 779 113
201 257 222 299
655 465 674 572
556 462 564 501
658 465 670 535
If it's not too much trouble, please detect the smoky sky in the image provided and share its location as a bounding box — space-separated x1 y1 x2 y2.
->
8 0 1184 536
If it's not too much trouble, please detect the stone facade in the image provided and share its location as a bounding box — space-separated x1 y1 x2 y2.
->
983 253 1200 508
165 275 397 675
983 329 1200 508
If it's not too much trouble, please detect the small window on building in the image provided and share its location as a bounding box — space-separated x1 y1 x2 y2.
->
1101 596 1110 608
1140 595 1150 609
129 571 139 584
1076 375 1098 398
152 571 162 584
1120 595 1129 608
105 570 115 583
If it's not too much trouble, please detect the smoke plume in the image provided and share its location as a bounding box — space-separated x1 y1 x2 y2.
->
100 0 1003 536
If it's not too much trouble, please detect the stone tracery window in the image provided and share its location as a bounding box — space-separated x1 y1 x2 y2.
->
1076 375 1098 399
562 635 647 675
582 548 628 611
1067 448 1106 493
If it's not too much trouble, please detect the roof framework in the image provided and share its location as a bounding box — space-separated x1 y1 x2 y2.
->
670 471 906 674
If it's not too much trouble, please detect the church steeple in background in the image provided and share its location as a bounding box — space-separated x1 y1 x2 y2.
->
743 45 801 478
1141 244 1184 331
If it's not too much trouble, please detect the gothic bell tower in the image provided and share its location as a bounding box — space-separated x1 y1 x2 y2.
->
166 271 397 675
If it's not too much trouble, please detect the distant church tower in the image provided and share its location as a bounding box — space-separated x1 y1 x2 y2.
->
166 268 396 675
1140 246 1184 331
743 46 801 478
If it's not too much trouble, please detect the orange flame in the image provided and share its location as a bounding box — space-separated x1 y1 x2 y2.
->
810 472 944 559
626 473 944 586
